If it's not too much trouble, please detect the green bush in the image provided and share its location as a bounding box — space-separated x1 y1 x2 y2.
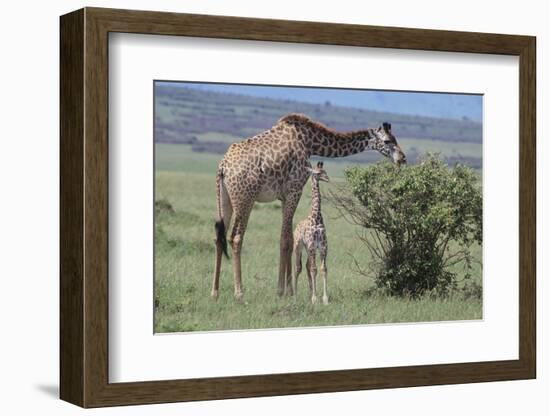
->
331 153 482 297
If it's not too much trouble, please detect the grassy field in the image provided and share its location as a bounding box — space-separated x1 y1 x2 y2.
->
154 144 482 333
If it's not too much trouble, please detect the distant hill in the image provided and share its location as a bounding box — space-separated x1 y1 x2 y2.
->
176 83 483 122
154 85 482 169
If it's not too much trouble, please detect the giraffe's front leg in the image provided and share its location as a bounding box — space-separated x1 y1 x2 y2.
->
292 238 303 297
306 257 313 296
278 192 301 297
277 231 287 297
307 252 318 304
285 241 293 296
320 251 329 305
278 228 293 297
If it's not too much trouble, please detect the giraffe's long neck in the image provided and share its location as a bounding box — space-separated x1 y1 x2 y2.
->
308 128 373 158
309 177 322 222
278 114 380 158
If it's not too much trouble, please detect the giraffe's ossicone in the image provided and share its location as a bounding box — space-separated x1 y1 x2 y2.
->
212 113 406 301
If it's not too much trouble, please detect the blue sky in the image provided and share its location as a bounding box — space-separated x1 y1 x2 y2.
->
158 81 483 122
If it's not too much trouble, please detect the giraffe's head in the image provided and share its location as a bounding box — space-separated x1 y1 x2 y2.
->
371 122 407 165
308 161 330 183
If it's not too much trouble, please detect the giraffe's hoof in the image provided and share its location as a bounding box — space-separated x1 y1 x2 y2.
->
211 290 219 301
234 291 245 303
311 296 318 305
322 296 329 305
277 288 285 297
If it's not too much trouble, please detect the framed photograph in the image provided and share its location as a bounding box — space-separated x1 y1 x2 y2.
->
60 7 536 408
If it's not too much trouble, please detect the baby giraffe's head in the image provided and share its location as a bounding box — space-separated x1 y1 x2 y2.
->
308 161 330 183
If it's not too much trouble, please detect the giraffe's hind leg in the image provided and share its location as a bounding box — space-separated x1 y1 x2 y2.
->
229 203 253 302
212 178 232 300
212 235 223 300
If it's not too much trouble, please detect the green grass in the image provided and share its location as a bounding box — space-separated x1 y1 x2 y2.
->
154 146 482 333
155 144 220 174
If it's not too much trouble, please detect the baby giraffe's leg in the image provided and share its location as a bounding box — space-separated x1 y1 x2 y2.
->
292 240 303 297
307 251 318 304
320 250 329 305
305 256 313 297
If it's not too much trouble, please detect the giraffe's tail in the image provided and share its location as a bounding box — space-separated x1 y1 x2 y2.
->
215 166 229 259
215 220 228 259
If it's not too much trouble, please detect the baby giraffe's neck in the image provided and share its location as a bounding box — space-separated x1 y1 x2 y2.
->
309 178 323 223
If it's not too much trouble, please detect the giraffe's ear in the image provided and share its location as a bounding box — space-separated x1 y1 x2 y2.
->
383 122 391 132
317 161 323 168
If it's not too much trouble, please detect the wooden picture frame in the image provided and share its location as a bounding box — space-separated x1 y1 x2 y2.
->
60 7 536 408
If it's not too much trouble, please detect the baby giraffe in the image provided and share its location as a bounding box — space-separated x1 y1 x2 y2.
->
292 161 330 305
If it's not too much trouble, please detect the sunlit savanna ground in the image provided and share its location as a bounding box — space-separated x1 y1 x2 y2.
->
154 144 482 333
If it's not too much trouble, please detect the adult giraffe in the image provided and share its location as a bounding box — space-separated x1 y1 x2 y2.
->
212 113 406 301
